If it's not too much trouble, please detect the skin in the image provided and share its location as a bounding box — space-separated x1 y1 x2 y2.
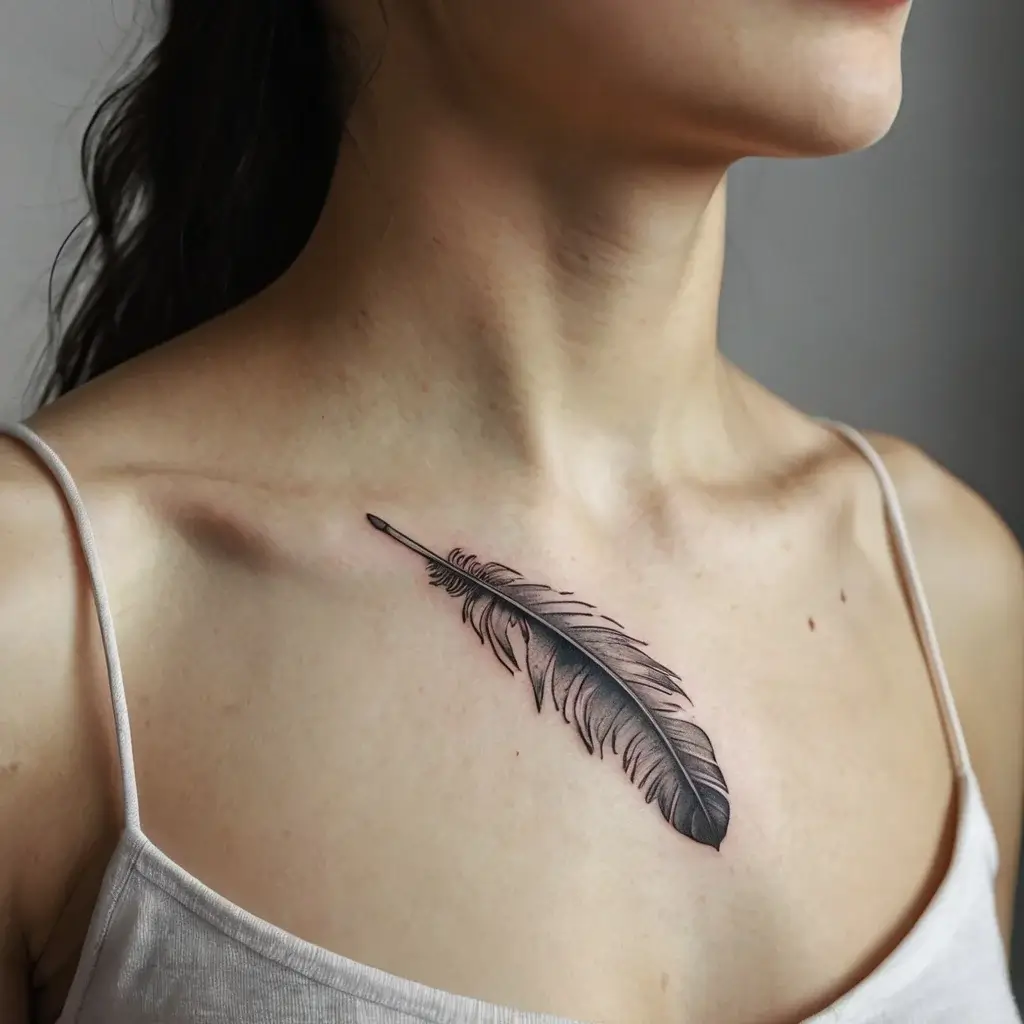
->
1 0 1022 1021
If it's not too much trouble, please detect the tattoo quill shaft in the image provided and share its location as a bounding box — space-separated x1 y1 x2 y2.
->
367 514 730 850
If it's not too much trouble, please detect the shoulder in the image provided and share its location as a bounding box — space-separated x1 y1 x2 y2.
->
858 431 1024 661
0 415 152 986
861 430 1024 945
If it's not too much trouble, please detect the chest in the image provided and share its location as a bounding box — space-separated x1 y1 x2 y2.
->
101 507 959 1024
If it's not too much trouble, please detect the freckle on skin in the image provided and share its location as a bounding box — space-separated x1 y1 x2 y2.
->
0 762 21 777
808 617 816 632
840 589 847 603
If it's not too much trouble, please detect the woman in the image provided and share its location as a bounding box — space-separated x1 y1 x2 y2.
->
0 0 1021 1021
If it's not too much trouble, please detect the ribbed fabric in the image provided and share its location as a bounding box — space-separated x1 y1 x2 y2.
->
1 419 1019 1023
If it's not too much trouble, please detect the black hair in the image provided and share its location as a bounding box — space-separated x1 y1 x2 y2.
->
28 1 349 408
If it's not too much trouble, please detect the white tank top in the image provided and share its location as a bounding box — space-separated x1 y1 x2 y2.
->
1 419 1020 1023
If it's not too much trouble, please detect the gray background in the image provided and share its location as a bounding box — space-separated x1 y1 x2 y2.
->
1 0 1022 1004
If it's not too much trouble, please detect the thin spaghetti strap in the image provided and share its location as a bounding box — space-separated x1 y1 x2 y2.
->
0 422 141 831
820 419 971 780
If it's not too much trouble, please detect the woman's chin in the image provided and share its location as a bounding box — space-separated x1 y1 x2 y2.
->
736 74 906 161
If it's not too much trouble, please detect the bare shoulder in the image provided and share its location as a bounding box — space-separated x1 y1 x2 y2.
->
860 431 1024 679
0 415 152 1013
863 430 1024 946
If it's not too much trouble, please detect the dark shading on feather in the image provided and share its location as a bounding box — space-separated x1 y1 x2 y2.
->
367 514 730 850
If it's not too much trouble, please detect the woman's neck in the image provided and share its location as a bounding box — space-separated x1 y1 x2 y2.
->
256 35 769 503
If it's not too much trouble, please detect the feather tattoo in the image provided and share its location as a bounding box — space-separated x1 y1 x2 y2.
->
367 514 730 850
